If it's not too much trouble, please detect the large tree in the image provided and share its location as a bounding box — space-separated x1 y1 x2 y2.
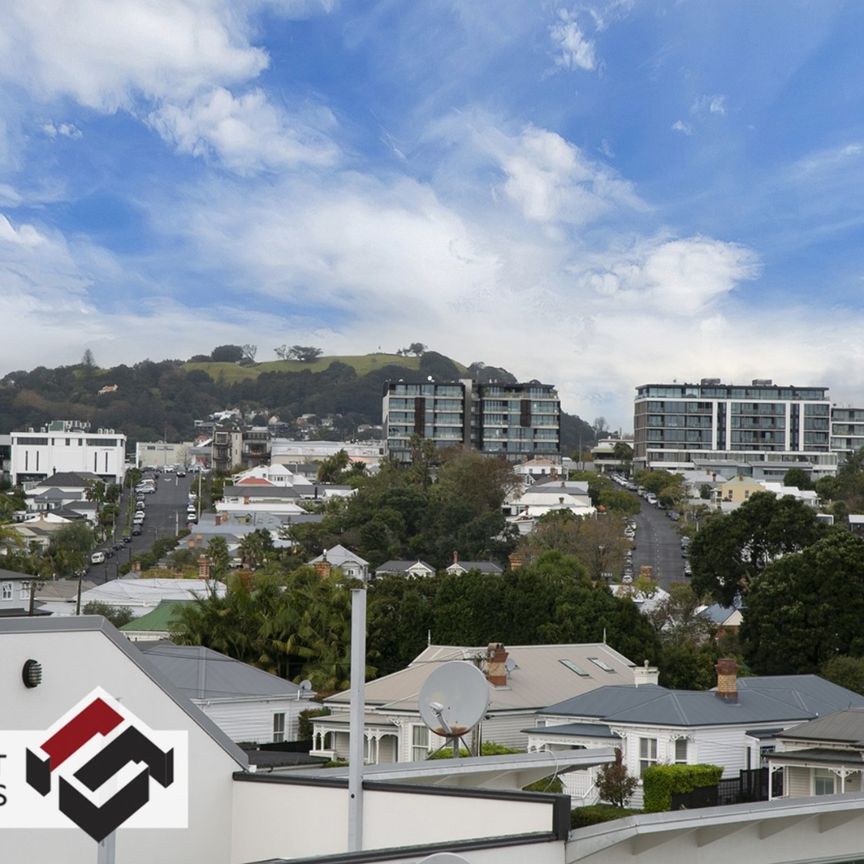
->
689 492 827 606
742 532 864 675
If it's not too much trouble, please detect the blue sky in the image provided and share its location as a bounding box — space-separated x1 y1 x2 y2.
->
2 0 864 427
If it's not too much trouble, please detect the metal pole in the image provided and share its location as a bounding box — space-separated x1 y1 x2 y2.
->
347 585 367 853
96 831 115 864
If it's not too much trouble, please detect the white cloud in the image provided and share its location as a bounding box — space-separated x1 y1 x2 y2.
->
42 121 82 140
671 120 693 136
150 88 339 173
549 10 596 72
0 213 49 248
692 94 727 116
0 1 337 174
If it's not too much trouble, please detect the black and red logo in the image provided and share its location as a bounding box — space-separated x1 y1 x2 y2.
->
25 695 175 842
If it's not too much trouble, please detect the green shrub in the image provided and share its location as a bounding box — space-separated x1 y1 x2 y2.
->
523 774 564 793
571 804 641 829
642 763 723 813
298 707 330 740
426 741 520 759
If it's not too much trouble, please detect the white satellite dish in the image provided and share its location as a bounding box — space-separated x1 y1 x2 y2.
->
418 854 471 864
418 661 489 741
299 679 312 692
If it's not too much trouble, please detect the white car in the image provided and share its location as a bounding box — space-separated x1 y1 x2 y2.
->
90 551 106 564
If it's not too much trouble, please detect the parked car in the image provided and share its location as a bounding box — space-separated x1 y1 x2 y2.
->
132 525 143 536
90 551 106 564
122 535 132 544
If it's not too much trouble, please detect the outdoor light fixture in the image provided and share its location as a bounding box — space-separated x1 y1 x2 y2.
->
22 659 42 688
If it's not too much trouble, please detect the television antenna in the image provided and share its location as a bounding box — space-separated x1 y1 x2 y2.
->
418 661 489 759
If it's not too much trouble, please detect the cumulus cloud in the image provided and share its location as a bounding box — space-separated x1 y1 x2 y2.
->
549 10 596 72
692 94 727 116
0 1 338 173
671 120 693 136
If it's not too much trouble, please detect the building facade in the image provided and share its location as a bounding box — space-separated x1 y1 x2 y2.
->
10 420 127 486
383 379 560 463
830 406 864 460
634 379 837 477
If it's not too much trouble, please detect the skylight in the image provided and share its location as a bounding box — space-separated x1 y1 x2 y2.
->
588 657 616 673
559 659 590 677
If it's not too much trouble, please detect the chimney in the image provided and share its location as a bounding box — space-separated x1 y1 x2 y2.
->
314 551 332 579
485 643 508 687
633 659 659 687
215 513 226 526
198 554 210 580
508 552 525 571
715 658 738 702
452 550 459 565
131 560 141 574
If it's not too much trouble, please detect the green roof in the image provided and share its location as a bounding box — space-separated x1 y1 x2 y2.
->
120 599 191 632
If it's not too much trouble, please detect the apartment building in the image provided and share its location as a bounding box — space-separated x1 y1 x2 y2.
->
830 406 864 459
633 379 838 479
10 420 127 485
382 379 560 463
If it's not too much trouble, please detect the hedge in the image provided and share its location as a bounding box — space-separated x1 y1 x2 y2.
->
642 763 723 813
571 804 641 829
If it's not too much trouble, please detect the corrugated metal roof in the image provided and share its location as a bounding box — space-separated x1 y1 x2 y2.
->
778 708 864 744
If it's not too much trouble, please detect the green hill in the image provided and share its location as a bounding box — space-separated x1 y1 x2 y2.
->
0 348 593 453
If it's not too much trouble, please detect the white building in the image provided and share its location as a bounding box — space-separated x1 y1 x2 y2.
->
11 421 126 486
79 577 226 618
135 440 193 469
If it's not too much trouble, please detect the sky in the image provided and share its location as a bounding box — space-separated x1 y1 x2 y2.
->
2 0 864 428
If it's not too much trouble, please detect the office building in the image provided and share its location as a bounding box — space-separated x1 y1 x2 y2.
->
10 420 127 485
634 379 837 479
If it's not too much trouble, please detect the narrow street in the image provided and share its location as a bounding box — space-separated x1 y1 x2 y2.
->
631 500 688 590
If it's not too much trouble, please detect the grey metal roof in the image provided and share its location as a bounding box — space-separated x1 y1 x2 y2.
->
526 722 619 739
447 561 503 573
767 748 864 765
35 471 98 487
0 566 35 580
0 616 248 767
137 641 307 701
541 676 864 727
777 708 864 745
698 604 738 624
309 544 370 567
375 559 436 573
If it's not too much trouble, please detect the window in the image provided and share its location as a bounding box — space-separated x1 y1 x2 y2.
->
1 583 12 600
639 738 657 776
272 713 285 743
814 769 835 796
411 725 429 761
19 582 30 601
559 659 590 677
674 738 688 764
588 657 616 673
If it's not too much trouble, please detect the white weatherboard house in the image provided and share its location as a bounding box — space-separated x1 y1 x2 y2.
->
527 660 864 808
137 641 315 744
0 617 579 864
311 642 646 764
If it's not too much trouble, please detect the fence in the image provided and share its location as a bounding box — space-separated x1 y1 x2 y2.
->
670 768 782 810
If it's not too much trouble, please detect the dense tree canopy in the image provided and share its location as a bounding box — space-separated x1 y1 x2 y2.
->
689 492 827 606
742 532 864 675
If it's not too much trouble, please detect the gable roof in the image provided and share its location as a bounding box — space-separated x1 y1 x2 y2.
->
0 567 35 581
375 560 436 574
120 599 193 632
541 676 864 727
309 544 369 567
137 641 308 701
326 643 638 713
446 561 503 574
778 708 864 745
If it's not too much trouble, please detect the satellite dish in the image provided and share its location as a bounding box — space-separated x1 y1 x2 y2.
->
299 679 312 693
418 855 471 864
418 661 489 738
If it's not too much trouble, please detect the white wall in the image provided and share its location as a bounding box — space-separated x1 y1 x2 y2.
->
11 432 126 484
201 697 308 744
0 624 242 864
230 776 562 864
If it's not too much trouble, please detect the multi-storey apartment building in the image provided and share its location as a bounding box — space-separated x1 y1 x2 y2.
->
634 379 837 479
10 420 127 485
830 407 864 460
382 379 560 463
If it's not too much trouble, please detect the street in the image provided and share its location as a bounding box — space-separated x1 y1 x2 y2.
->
631 501 688 590
88 472 195 584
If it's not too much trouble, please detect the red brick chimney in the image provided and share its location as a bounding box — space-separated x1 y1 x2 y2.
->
198 554 210 580
508 552 525 571
715 658 738 702
452 550 459 565
485 643 509 687
132 560 141 574
314 551 332 579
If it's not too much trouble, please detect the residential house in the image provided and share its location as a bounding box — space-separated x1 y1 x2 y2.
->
308 544 370 579
375 559 437 578
505 478 595 528
311 642 643 765
215 484 306 517
0 567 39 616
697 603 743 637
717 475 765 505
79 577 226 618
137 641 316 744
767 709 864 799
444 552 503 575
32 578 96 616
527 660 864 808
513 456 562 481
119 598 193 640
